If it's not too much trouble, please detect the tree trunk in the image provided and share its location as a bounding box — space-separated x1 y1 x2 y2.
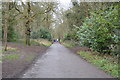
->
3 2 9 51
3 19 8 51
25 2 31 46
25 21 31 46
46 13 49 28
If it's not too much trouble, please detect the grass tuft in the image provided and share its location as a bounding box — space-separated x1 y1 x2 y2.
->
2 54 20 60
62 40 78 47
77 51 119 78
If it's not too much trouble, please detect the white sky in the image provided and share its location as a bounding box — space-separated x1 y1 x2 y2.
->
21 0 72 10
58 0 72 10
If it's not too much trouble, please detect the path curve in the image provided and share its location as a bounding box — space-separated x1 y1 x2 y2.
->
22 43 112 78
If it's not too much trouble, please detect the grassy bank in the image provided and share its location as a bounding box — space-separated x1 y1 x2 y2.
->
62 40 79 47
1 39 52 61
16 39 52 47
31 39 52 46
77 51 119 78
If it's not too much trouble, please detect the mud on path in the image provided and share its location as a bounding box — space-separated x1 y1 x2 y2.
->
22 43 112 78
2 42 49 78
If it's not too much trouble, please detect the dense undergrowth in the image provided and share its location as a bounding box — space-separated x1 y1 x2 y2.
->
64 3 119 55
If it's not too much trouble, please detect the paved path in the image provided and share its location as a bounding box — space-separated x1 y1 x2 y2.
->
22 43 112 78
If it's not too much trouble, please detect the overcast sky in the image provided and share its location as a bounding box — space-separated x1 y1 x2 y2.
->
21 0 72 10
58 0 72 10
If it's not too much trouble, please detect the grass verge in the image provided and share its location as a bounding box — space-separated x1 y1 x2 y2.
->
0 47 17 61
32 39 52 46
17 39 52 47
77 51 119 78
2 54 20 61
62 40 78 47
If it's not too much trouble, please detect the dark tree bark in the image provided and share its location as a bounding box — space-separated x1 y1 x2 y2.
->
25 21 31 46
25 2 31 46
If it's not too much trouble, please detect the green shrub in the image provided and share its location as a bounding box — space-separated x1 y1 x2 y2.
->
64 28 79 41
76 5 119 54
7 26 18 42
31 27 52 41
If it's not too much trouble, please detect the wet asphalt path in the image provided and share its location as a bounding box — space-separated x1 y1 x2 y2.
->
22 43 112 78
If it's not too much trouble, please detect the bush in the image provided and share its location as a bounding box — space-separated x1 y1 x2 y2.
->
64 28 78 41
7 26 18 42
77 5 119 54
31 27 52 41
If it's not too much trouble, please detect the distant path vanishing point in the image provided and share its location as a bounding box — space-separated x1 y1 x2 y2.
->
22 43 112 78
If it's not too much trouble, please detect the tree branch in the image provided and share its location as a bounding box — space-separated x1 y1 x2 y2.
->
31 7 52 19
14 5 23 14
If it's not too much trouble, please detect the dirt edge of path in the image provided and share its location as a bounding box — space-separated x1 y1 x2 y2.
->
2 42 50 78
16 47 49 78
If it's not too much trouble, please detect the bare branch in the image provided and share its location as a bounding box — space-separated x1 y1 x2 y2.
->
31 7 52 19
15 6 23 14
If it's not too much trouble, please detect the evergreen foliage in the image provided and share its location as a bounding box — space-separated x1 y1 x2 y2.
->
31 27 52 41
